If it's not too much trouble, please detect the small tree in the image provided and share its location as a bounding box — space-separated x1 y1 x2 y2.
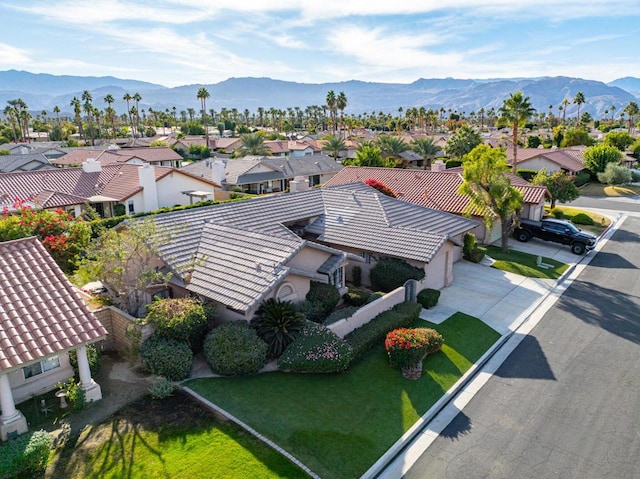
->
74 219 173 316
604 131 634 151
532 168 580 209
597 163 632 185
445 125 482 159
583 144 623 173
561 128 594 147
458 145 524 253
343 143 391 167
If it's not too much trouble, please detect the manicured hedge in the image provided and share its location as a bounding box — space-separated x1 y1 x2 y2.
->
417 288 441 309
324 306 359 325
344 302 422 362
0 430 51 479
204 321 268 376
301 282 341 322
571 213 594 225
140 333 193 380
370 258 425 292
278 322 353 373
343 287 370 306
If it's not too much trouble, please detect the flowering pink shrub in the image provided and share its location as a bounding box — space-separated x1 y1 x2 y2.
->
385 328 443 369
278 321 353 373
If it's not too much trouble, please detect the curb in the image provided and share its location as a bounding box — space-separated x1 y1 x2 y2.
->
367 213 625 479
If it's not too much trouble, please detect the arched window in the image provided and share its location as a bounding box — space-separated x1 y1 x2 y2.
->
277 283 297 302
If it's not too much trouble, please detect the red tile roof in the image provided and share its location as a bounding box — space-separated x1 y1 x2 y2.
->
0 237 108 373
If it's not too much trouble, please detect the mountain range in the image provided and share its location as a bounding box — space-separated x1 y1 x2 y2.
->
1 70 639 120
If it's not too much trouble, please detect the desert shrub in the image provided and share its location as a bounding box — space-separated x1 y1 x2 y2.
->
571 213 594 225
367 291 385 303
278 321 353 373
145 298 208 351
345 302 422 361
140 333 193 380
0 430 51 479
352 266 362 287
149 377 174 400
417 288 441 309
298 300 326 323
204 321 268 376
324 306 359 325
251 299 305 358
597 162 632 185
305 282 341 317
516 169 537 182
370 258 425 292
68 344 101 377
344 287 370 306
573 171 591 187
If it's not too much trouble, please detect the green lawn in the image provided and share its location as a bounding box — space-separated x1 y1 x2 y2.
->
578 182 640 197
47 393 308 479
186 313 500 479
483 245 569 279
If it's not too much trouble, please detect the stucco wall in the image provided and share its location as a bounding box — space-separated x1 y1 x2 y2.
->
156 172 216 208
8 354 74 404
518 157 562 173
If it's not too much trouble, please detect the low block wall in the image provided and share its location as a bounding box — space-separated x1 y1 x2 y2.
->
94 306 151 353
328 287 406 338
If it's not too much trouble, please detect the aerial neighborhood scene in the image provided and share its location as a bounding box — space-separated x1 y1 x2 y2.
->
2 1 640 478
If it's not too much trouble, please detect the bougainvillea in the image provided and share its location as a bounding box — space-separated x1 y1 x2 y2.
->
364 178 397 198
384 327 443 369
0 198 91 273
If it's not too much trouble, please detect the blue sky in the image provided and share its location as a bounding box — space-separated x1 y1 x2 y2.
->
1 0 639 87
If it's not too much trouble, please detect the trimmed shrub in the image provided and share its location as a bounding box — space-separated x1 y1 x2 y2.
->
251 299 305 358
462 232 477 260
597 162 632 185
370 258 425 292
345 302 422 361
145 298 209 351
140 333 193 380
305 282 341 318
417 288 441 309
385 328 443 369
344 287 370 306
149 376 174 400
352 266 362 287
367 291 385 303
631 170 640 182
571 213 594 225
298 300 326 323
324 306 359 325
467 248 485 263
278 322 353 373
550 208 565 219
445 160 463 168
573 171 591 187
68 344 101 377
204 321 267 376
0 430 51 479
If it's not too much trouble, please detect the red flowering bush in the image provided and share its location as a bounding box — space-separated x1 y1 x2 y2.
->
0 199 91 273
384 327 444 369
364 178 397 198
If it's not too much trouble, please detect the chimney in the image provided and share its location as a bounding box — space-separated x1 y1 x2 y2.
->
289 175 309 192
211 160 226 184
138 164 159 211
82 158 102 173
431 160 446 172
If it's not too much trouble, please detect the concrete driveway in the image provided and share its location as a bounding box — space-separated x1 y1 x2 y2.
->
420 237 586 334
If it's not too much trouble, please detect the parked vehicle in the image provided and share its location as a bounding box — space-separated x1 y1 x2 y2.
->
514 217 597 255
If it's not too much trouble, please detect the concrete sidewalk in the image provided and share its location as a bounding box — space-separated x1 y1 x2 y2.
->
420 238 583 334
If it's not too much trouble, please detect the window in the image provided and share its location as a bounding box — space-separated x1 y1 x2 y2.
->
361 251 373 264
128 200 135 214
277 283 297 302
23 356 60 380
309 175 321 187
331 267 345 289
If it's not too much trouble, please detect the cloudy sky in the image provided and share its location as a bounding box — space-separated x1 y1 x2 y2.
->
1 0 639 87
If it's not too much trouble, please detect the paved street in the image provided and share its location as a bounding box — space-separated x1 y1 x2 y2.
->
402 216 640 479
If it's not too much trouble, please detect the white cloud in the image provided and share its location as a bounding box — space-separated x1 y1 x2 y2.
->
0 42 32 65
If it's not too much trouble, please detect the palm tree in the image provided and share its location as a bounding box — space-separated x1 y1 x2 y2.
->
70 96 84 141
323 135 346 161
573 92 585 123
326 90 337 135
197 87 210 146
237 133 271 156
336 92 348 138
411 137 442 169
498 91 536 170
103 94 116 138
132 93 142 135
82 90 95 145
53 105 61 126
377 134 409 164
624 101 639 134
561 98 569 125
122 93 133 137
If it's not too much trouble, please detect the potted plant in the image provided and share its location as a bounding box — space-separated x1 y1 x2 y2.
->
384 328 444 380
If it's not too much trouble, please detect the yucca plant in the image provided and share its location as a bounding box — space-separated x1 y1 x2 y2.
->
251 298 305 358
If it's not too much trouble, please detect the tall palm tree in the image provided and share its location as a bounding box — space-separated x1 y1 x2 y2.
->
82 90 95 145
336 92 348 138
132 93 142 135
411 137 442 169
122 93 133 137
53 105 61 126
498 91 535 170
377 134 409 164
70 96 84 141
326 90 337 135
624 101 639 134
197 87 210 146
573 92 585 123
323 135 346 161
561 98 569 125
103 94 116 139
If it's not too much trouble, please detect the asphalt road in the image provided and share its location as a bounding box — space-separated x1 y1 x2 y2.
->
569 195 640 214
403 216 640 479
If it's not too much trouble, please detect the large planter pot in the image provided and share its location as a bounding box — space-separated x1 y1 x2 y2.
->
401 356 425 380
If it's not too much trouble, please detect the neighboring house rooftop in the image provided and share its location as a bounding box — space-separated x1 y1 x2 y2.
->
0 153 55 173
148 183 479 312
0 237 108 373
508 146 587 173
52 147 182 167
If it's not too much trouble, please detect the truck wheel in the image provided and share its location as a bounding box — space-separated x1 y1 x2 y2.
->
571 242 586 255
516 231 530 242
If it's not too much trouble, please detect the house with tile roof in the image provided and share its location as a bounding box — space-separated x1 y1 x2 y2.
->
182 154 343 194
325 165 547 244
0 153 55 173
51 146 184 168
0 237 108 440
507 146 588 175
0 159 220 218
144 183 479 321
